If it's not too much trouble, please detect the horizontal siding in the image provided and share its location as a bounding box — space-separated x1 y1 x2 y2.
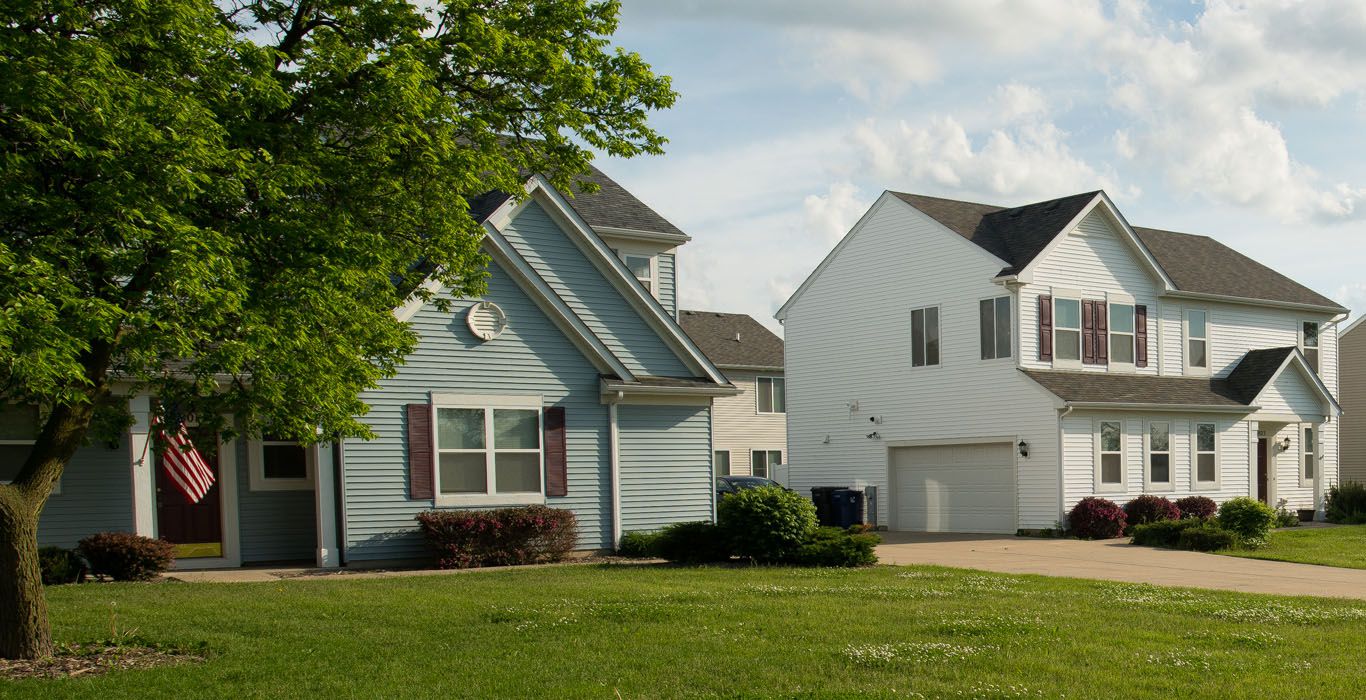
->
344 261 612 561
658 253 677 318
712 371 787 475
619 404 713 531
236 440 316 563
37 438 135 548
1341 324 1366 484
499 201 690 378
1257 371 1327 417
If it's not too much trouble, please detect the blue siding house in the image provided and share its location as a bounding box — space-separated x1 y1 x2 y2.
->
7 167 736 569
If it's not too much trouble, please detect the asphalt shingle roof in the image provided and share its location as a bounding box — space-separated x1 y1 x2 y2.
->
1133 227 1340 309
1021 369 1249 408
1222 347 1297 403
678 310 784 369
468 165 685 238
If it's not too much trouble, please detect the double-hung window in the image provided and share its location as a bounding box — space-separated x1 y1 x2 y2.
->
1096 420 1124 491
751 450 782 479
1109 303 1136 366
1302 425 1316 486
1054 298 1082 363
1184 309 1209 373
1193 422 1218 489
621 253 656 294
1300 321 1320 372
756 377 786 414
249 435 313 491
911 306 940 367
1146 422 1172 489
434 395 543 505
713 450 731 477
979 296 1012 360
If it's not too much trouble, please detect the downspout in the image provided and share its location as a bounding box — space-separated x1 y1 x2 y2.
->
1057 404 1074 529
333 436 347 567
609 393 623 549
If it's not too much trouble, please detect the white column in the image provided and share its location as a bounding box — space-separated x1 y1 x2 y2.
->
314 442 340 567
127 394 156 537
1314 421 1327 521
609 403 621 549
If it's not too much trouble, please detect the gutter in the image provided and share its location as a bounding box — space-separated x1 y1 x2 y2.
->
1062 401 1254 413
599 379 742 399
1162 290 1349 316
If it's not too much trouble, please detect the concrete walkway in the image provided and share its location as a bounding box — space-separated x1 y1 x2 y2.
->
876 532 1366 601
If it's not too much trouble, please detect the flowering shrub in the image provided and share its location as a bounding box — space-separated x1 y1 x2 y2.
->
416 506 578 569
1123 495 1181 531
1067 497 1127 539
1174 495 1218 520
77 532 175 581
1216 497 1276 543
718 485 818 563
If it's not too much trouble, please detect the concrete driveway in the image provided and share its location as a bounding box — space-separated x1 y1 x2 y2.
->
876 531 1366 600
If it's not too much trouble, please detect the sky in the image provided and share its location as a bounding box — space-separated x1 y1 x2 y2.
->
593 0 1366 334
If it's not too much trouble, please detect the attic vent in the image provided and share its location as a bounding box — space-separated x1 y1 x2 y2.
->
734 332 742 342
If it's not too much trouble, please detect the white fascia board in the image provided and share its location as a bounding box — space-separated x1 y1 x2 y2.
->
1248 349 1342 417
525 175 730 386
1161 290 1349 316
1064 402 1254 414
593 225 691 246
394 192 524 324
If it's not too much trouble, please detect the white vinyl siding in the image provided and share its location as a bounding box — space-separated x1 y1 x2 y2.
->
711 371 787 477
1341 323 1366 484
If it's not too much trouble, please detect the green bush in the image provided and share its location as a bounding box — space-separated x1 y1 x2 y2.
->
718 485 817 563
1273 500 1300 528
38 546 86 585
1216 497 1277 541
616 530 662 558
1130 519 1203 548
654 521 731 564
1326 482 1366 524
77 532 176 581
1176 524 1238 552
791 526 880 567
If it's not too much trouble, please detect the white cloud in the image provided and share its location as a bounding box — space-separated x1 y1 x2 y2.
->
1335 282 1366 322
803 182 870 244
993 83 1048 123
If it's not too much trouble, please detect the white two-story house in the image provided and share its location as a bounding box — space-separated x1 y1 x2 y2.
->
778 190 1347 534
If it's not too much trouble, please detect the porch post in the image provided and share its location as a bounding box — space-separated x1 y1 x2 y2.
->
314 442 340 567
127 394 156 537
1314 421 1326 521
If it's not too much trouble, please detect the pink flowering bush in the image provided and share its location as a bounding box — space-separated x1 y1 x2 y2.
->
1123 495 1181 531
1068 497 1127 539
417 506 578 569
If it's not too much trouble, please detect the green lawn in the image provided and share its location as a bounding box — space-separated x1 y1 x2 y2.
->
1219 524 1366 569
8 564 1366 699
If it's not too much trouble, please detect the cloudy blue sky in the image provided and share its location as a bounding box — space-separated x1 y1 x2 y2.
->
593 0 1366 333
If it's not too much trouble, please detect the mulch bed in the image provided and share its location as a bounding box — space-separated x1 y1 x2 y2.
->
0 642 205 680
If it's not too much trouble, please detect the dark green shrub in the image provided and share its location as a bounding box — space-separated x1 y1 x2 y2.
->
654 521 731 563
1130 519 1202 548
1067 497 1127 539
790 526 880 567
616 530 661 558
718 485 817 563
39 546 86 585
1326 482 1366 524
77 532 175 581
1216 497 1277 541
1176 524 1237 552
416 506 578 569
1174 495 1218 520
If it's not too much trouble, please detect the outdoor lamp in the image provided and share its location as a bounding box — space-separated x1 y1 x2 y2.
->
1018 440 1029 458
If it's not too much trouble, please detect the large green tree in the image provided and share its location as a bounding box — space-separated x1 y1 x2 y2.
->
0 0 674 659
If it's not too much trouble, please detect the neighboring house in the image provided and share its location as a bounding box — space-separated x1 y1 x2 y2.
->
779 190 1347 534
1341 317 1366 485
4 166 736 568
679 311 787 480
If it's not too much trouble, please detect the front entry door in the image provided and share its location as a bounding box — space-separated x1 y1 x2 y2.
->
155 427 223 558
1256 438 1269 503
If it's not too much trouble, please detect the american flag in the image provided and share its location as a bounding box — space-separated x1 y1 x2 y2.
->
155 415 215 504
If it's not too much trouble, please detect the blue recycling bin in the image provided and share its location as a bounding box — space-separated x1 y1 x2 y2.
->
831 489 865 528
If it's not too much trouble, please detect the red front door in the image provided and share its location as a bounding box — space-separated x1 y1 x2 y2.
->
155 428 223 557
1256 438 1269 503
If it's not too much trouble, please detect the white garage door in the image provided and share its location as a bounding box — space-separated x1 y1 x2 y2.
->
890 443 1016 534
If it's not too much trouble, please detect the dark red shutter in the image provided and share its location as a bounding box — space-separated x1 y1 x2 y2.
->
1095 300 1108 364
1081 299 1096 364
1038 295 1053 361
1135 305 1149 367
407 403 434 500
544 406 567 497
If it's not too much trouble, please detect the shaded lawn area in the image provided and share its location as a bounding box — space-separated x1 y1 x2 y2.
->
8 564 1366 699
1219 524 1366 570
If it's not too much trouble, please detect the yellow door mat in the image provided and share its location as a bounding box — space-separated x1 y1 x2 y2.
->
175 542 222 559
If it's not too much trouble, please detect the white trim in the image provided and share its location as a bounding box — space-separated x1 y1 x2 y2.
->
128 394 156 537
619 251 658 300
170 426 242 570
247 438 315 492
314 442 340 568
609 403 622 547
1182 307 1211 376
1299 423 1317 489
713 449 731 477
1162 290 1347 316
1094 418 1125 493
593 225 691 245
1298 319 1321 371
1143 420 1174 492
430 395 547 508
431 393 543 408
1191 420 1221 491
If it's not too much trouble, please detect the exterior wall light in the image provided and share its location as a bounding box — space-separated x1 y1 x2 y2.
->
1018 440 1029 458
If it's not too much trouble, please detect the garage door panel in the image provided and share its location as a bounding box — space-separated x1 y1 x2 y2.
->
891 443 1016 534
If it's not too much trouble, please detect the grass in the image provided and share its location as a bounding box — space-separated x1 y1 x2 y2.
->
1219 524 1366 570
7 564 1366 698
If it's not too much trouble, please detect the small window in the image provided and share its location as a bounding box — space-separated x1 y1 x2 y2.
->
751 450 782 479
621 253 655 294
1185 309 1208 372
1109 303 1135 365
713 450 731 477
911 306 940 367
1194 422 1218 487
249 435 313 491
1303 425 1316 483
1301 321 1320 372
756 377 786 414
1097 420 1123 490
1147 422 1171 488
1054 298 1082 362
979 296 1012 360
0 404 40 486
434 398 543 503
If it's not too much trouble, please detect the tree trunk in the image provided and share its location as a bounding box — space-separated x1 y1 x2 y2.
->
0 494 50 659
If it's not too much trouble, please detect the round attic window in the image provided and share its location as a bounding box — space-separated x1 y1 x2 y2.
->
466 301 508 341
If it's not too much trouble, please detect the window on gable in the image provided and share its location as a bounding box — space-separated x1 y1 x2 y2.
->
757 377 786 414
751 450 782 479
979 296 1012 360
1109 303 1135 365
1147 422 1171 488
621 253 655 294
1301 321 1320 372
436 401 543 499
1194 422 1218 487
1097 420 1123 489
1303 425 1316 482
1054 298 1081 362
1185 309 1208 371
911 306 940 367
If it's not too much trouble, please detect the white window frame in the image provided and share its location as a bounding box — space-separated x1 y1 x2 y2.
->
619 252 657 298
1144 421 1174 491
910 305 941 368
1299 320 1320 372
1052 294 1083 369
1191 421 1220 491
247 437 315 492
1300 424 1316 488
1094 419 1125 493
713 449 731 477
979 295 1012 361
1183 308 1210 376
750 449 782 479
0 404 59 495
756 376 786 414
1107 296 1137 371
431 393 545 507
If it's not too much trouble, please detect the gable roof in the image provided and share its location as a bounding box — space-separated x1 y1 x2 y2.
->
679 310 784 370
565 166 687 238
1222 346 1296 403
